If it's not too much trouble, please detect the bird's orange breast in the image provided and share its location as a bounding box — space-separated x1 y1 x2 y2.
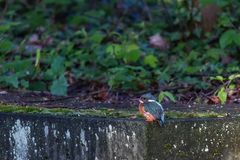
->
139 103 156 122
139 103 145 114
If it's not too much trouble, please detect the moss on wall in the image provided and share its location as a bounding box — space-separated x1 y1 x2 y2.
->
0 104 227 119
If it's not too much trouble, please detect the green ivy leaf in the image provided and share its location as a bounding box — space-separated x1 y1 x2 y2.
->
144 55 158 68
1 75 19 88
50 75 68 96
124 50 140 63
217 87 227 104
228 74 240 81
218 14 232 27
29 81 47 91
89 32 104 43
51 56 65 76
206 48 223 61
229 84 235 90
0 22 20 32
123 44 140 63
126 44 139 52
0 24 11 32
158 91 176 102
20 79 29 88
0 39 14 53
26 11 46 28
219 30 235 48
210 75 224 82
106 44 122 58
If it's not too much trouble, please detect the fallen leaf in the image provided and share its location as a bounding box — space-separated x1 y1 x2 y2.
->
208 96 220 104
0 91 8 94
92 88 109 101
149 33 169 51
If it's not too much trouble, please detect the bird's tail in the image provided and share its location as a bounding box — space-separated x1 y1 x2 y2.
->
157 119 164 127
157 115 165 127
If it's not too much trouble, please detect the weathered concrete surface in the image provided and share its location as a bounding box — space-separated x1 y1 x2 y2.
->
1 113 240 160
147 118 240 160
0 113 145 160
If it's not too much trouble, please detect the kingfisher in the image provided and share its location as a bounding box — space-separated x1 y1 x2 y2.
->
138 93 165 126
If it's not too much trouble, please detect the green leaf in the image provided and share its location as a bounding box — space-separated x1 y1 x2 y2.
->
20 80 29 88
218 14 232 27
51 56 65 76
0 22 20 32
50 75 68 96
219 30 236 48
3 59 32 72
106 44 122 58
217 87 227 104
123 44 141 62
1 75 19 88
228 74 240 81
0 24 11 32
35 49 41 67
126 44 139 52
144 55 158 68
26 11 46 28
206 48 223 61
210 75 224 82
234 33 240 46
29 81 47 91
89 32 104 43
187 51 199 62
157 69 170 84
124 50 140 63
158 91 176 102
0 40 14 53
229 84 235 90
170 32 181 41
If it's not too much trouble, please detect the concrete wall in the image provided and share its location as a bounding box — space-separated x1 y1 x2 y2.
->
0 113 240 160
0 113 145 160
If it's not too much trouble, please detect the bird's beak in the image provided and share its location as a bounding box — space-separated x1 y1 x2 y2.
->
138 99 144 103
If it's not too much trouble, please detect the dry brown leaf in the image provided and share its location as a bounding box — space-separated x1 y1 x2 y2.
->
149 33 169 51
208 96 220 104
92 88 109 101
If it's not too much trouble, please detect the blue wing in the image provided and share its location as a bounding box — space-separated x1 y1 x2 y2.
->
144 101 164 123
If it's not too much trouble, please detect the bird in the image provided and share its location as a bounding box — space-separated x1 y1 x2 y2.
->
138 93 164 126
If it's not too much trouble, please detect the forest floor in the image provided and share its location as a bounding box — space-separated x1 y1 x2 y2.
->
1 89 240 119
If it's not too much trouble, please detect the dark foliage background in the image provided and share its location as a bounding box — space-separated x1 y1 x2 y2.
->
1 0 240 104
